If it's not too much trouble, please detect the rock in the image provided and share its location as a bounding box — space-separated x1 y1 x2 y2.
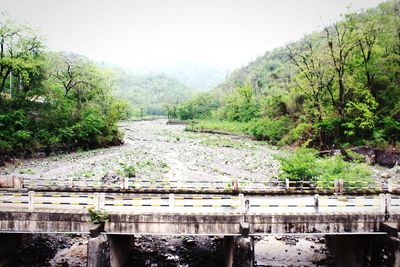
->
35 152 46 158
184 239 196 246
380 172 391 179
253 236 261 241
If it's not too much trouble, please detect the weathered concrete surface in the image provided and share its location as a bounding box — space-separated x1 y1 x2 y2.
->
87 235 110 267
1 211 400 235
233 223 254 267
248 213 400 234
0 175 23 188
0 211 91 233
108 235 133 267
105 213 242 235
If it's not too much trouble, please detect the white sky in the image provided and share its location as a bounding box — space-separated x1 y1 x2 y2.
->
0 0 387 71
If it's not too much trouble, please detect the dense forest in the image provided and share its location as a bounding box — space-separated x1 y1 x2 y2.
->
113 70 196 116
174 0 400 150
0 15 128 156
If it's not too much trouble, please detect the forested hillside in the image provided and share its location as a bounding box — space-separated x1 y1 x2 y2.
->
0 16 127 157
113 70 196 116
177 0 400 150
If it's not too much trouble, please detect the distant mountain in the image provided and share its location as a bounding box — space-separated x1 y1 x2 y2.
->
113 69 196 116
128 61 228 91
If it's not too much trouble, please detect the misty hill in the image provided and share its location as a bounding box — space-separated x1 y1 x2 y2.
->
113 70 196 116
129 61 228 91
216 47 294 97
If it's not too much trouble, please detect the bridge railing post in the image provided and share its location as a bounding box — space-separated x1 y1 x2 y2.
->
380 193 386 213
94 192 100 210
124 178 129 190
28 190 34 211
99 193 105 210
239 193 245 214
387 178 393 193
169 193 174 211
314 194 319 213
385 193 391 216
285 179 289 191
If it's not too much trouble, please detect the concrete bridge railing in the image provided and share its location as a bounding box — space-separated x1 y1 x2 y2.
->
16 176 400 195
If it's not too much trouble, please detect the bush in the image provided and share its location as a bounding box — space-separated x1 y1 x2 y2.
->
248 116 293 144
87 206 110 224
276 148 318 181
277 148 372 183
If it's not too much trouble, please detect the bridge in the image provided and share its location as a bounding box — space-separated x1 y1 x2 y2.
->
0 186 400 266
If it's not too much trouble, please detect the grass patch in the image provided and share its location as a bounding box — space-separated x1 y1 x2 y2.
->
19 168 35 174
201 136 255 149
186 120 250 135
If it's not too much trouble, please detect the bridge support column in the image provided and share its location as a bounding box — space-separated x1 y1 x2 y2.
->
108 234 133 267
224 236 234 267
87 223 110 267
374 222 400 267
233 222 254 267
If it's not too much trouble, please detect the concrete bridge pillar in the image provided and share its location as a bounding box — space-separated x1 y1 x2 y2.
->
87 223 110 267
87 223 133 267
108 234 133 267
374 222 400 267
233 222 254 267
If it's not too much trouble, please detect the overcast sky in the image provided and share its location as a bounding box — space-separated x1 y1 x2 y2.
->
0 0 387 71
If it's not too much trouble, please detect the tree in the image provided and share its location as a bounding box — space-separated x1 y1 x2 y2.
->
0 14 43 97
46 52 96 98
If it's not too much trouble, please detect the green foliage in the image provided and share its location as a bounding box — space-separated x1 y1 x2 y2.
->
221 84 260 122
277 148 319 181
292 123 315 141
113 72 195 117
175 92 220 120
0 17 124 155
122 164 136 177
87 206 110 224
179 1 400 150
185 120 251 135
248 116 293 144
277 148 372 183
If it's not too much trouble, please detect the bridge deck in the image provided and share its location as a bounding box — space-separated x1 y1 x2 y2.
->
0 191 399 235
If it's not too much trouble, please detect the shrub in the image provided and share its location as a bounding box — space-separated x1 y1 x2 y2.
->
248 116 293 144
276 148 318 181
277 148 372 183
87 206 110 224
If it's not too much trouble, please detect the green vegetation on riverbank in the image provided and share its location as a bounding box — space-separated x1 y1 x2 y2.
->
276 148 373 185
0 16 127 156
174 0 400 151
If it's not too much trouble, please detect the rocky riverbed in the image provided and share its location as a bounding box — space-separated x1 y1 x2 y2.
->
4 233 339 267
1 119 398 266
1 120 284 189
